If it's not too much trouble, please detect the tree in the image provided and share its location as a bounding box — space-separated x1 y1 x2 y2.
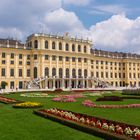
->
1 81 8 89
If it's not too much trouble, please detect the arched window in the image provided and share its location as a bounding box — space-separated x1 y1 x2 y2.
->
59 68 63 78
52 42 55 49
45 67 49 77
59 42 62 50
84 46 87 53
34 67 37 78
66 68 69 78
45 40 48 49
84 69 87 77
78 69 82 78
34 40 38 49
65 43 69 51
52 68 56 77
78 45 81 52
72 69 76 78
72 44 75 51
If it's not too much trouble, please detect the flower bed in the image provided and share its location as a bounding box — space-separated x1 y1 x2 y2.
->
82 100 140 108
13 101 43 108
20 93 54 98
34 108 140 140
52 97 76 102
52 93 85 103
96 96 123 101
0 96 20 104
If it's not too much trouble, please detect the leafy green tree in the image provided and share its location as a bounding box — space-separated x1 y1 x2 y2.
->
1 81 8 89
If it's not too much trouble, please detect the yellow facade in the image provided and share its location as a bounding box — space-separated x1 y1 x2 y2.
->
0 33 140 90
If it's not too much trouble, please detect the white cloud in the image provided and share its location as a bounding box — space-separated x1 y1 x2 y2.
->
62 0 91 6
44 8 84 33
90 15 140 52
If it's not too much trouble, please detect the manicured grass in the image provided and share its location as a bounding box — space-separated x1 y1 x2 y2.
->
0 92 140 140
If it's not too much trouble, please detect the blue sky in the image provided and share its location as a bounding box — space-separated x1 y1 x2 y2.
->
0 0 140 53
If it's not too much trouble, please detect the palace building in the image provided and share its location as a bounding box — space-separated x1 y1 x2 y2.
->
0 33 140 90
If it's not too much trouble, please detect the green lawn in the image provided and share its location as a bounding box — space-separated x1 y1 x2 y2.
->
0 92 140 140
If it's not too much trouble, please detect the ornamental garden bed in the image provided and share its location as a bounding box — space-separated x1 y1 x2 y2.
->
0 96 21 104
13 101 43 108
34 108 140 140
82 100 140 108
96 96 123 101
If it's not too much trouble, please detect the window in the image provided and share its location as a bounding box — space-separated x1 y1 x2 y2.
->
59 56 62 61
101 72 104 78
65 43 69 51
11 53 14 59
19 61 22 65
106 72 108 78
129 73 132 78
91 72 94 77
2 60 6 64
34 54 37 60
66 68 69 78
19 54 22 59
123 73 125 78
134 73 136 78
52 55 56 61
52 42 55 49
19 69 22 77
96 60 98 64
66 57 69 61
59 42 62 50
52 68 56 77
91 60 93 64
45 40 48 49
45 55 49 60
72 57 75 62
34 40 38 49
27 61 30 65
78 58 81 62
10 61 14 65
10 69 14 77
84 46 87 53
27 55 30 60
1 68 5 76
27 69 30 77
119 73 121 78
110 73 113 78
72 44 75 51
84 69 87 77
2 53 5 58
59 68 63 78
78 45 81 52
101 61 103 64
78 69 82 78
115 73 117 78
10 81 14 89
19 81 23 89
72 69 76 78
84 58 87 63
45 67 49 77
